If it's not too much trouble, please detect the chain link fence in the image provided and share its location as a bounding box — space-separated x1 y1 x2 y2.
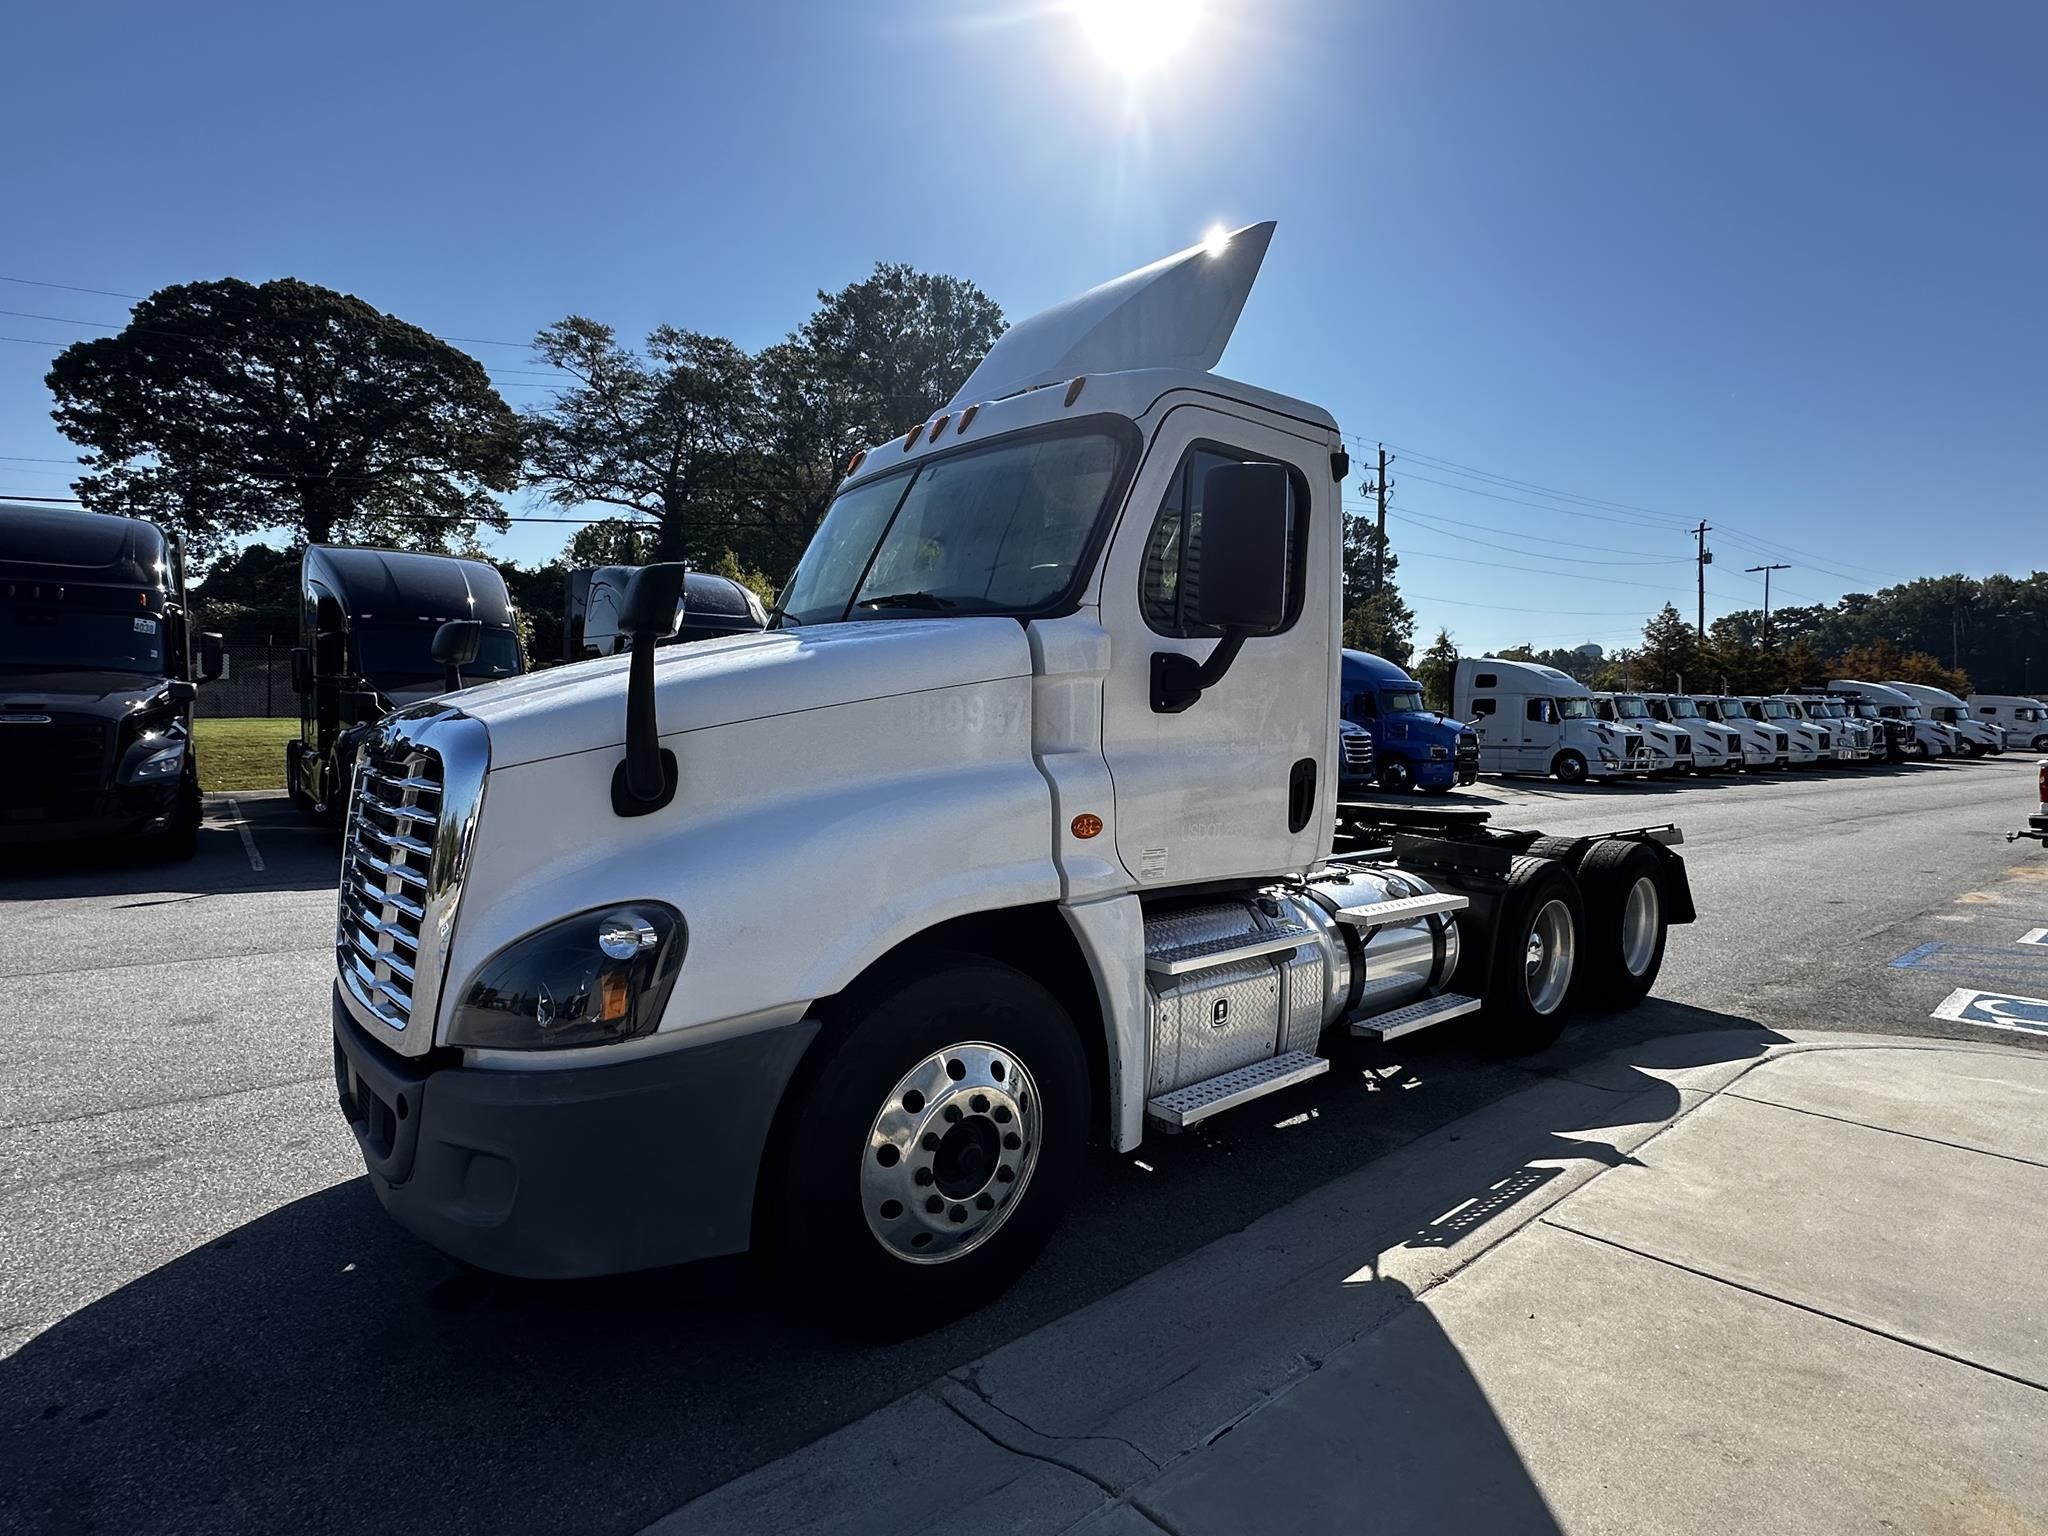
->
197 641 297 718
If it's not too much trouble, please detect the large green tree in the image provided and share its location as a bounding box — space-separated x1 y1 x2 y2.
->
1342 512 1415 664
46 277 520 559
1412 628 1459 712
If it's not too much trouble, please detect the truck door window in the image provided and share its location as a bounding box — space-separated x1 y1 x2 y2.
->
1471 698 1496 717
1351 691 1378 721
1527 698 1555 724
1141 442 1307 638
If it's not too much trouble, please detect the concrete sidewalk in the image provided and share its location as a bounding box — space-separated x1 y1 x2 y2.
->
650 1030 2048 1536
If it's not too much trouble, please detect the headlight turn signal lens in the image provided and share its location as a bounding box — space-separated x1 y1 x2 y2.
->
449 903 685 1049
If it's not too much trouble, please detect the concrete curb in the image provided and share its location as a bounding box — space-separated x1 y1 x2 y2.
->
644 1028 2048 1535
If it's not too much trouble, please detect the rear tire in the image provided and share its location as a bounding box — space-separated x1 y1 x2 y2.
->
770 955 1089 1333
1553 751 1588 785
1574 840 1669 1008
1479 855 1584 1052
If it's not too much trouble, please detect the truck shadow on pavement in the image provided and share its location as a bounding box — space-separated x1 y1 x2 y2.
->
0 794 338 898
0 1007 1784 1536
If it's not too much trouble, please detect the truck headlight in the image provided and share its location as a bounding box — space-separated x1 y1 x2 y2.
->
1599 748 1618 765
121 738 186 783
449 903 686 1049
1429 744 1449 760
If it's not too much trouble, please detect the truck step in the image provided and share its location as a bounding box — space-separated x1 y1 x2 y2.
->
1145 922 1314 977
1350 991 1483 1041
1331 892 1467 928
1146 1050 1330 1129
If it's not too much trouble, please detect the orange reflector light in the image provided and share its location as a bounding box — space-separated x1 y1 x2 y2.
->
599 971 630 1023
845 448 867 475
957 404 979 433
1070 813 1103 839
928 414 950 441
902 424 922 449
1063 376 1086 406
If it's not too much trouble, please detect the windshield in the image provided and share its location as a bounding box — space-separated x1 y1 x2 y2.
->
1761 700 1791 718
0 603 166 675
1721 698 1753 720
1382 688 1426 714
1692 698 1722 720
1903 705 1925 719
1610 696 1649 718
1932 705 1962 722
1854 704 1880 718
1558 697 1595 720
1805 700 1840 718
775 426 1130 626
1666 696 1699 718
354 625 521 689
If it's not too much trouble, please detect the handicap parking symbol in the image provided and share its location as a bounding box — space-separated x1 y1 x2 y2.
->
1931 987 2048 1034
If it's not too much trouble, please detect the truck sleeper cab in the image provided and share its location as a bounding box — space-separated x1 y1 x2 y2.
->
1644 694 1735 772
1594 692 1692 775
1970 696 2048 753
1887 681 2000 758
0 502 223 858
325 225 1695 1326
287 545 525 820
1831 679 1951 759
1455 658 1648 783
1340 648 1476 794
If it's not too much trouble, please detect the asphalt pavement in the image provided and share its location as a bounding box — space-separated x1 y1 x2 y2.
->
2 757 2044 1535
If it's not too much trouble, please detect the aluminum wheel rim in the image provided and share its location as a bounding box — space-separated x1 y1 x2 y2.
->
861 1041 1040 1265
1523 898 1575 1015
1620 875 1660 976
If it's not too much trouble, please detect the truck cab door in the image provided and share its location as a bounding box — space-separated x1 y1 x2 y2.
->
1521 697 1560 770
1096 406 1336 889
1468 698 1504 769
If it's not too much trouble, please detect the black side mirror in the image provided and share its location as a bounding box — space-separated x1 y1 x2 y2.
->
166 679 198 705
290 646 312 695
1153 462 1291 712
350 689 387 724
431 619 482 692
198 632 225 682
613 563 688 816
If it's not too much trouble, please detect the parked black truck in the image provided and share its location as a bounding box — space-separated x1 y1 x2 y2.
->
0 502 222 858
287 545 523 820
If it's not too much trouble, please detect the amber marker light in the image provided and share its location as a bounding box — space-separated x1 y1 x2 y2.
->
1070 813 1104 839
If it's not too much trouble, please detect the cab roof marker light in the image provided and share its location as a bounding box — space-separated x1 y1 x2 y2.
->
956 404 980 433
845 448 867 475
927 414 951 442
1064 377 1086 406
902 424 923 450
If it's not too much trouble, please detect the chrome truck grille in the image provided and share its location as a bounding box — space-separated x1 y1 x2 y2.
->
335 707 489 1056
1341 734 1374 769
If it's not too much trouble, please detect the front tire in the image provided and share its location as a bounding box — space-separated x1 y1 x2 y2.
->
1379 758 1415 793
771 955 1088 1332
1553 751 1589 785
1574 840 1669 1007
1479 855 1585 1052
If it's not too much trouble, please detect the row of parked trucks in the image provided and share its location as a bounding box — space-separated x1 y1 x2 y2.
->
1330 648 2028 791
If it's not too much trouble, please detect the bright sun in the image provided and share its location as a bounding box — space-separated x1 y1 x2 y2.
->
1076 0 1204 79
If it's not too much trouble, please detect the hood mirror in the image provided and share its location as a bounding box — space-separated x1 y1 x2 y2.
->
612 563 687 817
431 619 482 693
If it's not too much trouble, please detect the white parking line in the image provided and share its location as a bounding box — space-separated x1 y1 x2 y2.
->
1931 986 2048 1034
2018 928 2048 947
223 797 265 872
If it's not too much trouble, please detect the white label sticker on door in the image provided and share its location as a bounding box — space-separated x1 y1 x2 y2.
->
1139 847 1169 882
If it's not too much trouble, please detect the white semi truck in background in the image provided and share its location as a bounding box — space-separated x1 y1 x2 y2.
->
1887 681 2001 757
1456 658 1651 782
324 227 1697 1323
1831 679 1954 758
1703 695 1791 770
1970 695 2048 752
1644 694 1737 772
1593 692 1693 775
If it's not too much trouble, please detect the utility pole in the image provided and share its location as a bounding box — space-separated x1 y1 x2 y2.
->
1747 563 1790 648
1359 446 1394 651
1693 522 1712 638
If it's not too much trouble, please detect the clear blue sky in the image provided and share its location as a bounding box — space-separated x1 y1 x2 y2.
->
3 0 2042 654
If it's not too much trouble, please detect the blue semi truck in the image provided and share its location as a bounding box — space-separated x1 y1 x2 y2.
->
1341 649 1478 795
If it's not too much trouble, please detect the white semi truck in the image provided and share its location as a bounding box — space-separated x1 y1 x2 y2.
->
1703 695 1791 769
1593 692 1692 775
1970 695 2048 752
1887 681 2001 757
1831 679 1953 758
1643 694 1736 772
1456 658 1651 782
1779 693 1875 764
326 227 1696 1322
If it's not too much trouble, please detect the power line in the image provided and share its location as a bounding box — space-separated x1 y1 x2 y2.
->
1352 499 1685 560
1393 509 1689 567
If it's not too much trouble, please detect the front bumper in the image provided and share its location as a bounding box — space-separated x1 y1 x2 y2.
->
0 779 181 846
332 987 818 1278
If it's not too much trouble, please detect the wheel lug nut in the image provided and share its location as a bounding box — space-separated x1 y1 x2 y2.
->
970 1093 989 1113
922 1132 941 1151
975 1194 993 1211
943 1105 962 1123
926 1195 944 1214
993 1106 1012 1123
1003 1132 1021 1150
996 1166 1014 1183
949 1205 967 1223
914 1167 934 1186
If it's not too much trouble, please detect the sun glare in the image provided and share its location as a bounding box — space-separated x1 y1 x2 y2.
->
1076 0 1204 79
1202 223 1231 256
